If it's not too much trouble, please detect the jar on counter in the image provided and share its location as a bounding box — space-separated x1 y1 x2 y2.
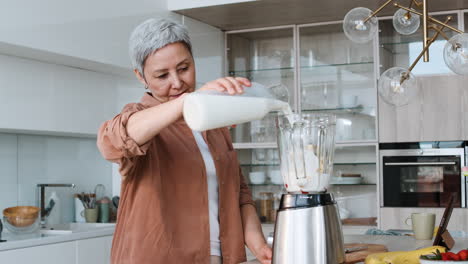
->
259 192 274 223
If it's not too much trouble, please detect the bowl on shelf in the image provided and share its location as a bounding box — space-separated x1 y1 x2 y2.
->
330 176 362 185
3 206 41 234
249 171 266 184
269 170 283 185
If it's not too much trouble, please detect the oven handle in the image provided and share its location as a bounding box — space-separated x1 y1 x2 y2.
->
384 162 456 166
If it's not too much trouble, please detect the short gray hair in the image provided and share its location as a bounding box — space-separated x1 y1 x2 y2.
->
129 18 192 76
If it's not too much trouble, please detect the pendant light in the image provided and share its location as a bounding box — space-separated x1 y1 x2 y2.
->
343 0 468 107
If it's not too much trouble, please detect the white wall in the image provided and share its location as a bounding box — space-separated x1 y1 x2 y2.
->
0 0 178 71
0 1 225 222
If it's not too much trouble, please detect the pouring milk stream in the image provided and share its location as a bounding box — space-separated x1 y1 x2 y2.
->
183 82 332 194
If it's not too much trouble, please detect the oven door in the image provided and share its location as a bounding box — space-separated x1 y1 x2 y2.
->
380 148 465 208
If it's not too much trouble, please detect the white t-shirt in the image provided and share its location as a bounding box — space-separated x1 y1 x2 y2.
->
191 130 221 256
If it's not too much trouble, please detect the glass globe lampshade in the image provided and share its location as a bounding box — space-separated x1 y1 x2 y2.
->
378 67 419 106
392 8 420 35
343 7 378 43
443 33 468 75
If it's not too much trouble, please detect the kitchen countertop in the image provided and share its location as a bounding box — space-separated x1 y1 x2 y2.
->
0 223 115 251
241 234 468 264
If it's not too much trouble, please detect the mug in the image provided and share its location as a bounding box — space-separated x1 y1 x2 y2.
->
405 212 436 240
82 208 99 223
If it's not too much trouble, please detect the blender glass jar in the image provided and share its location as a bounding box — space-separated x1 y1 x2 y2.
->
276 113 337 193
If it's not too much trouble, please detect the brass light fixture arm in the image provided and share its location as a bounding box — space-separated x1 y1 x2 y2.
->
429 25 450 41
394 3 464 34
422 0 428 61
411 0 423 8
400 17 450 84
363 0 394 23
403 0 414 20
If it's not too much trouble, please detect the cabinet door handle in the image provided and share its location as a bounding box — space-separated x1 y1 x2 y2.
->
384 162 456 166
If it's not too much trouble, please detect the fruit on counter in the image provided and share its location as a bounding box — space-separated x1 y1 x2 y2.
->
459 250 468 260
365 246 447 264
420 248 468 261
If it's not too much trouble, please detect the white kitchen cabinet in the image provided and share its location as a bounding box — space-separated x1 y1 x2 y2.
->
378 91 422 143
0 235 113 264
0 241 75 264
419 76 464 141
0 54 117 137
76 236 113 264
379 75 465 142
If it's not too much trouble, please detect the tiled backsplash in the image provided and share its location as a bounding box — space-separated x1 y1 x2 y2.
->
0 132 112 223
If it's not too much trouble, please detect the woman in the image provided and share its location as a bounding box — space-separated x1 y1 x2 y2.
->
97 18 272 264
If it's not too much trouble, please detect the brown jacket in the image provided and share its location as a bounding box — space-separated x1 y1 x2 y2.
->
97 93 255 264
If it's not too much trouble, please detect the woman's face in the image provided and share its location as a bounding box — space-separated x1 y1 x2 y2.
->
135 42 196 102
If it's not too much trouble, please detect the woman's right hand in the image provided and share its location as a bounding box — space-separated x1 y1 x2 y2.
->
198 77 251 95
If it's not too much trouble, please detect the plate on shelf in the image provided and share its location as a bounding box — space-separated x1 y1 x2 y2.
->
330 176 362 185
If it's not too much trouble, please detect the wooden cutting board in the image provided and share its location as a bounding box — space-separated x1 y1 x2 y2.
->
344 243 388 264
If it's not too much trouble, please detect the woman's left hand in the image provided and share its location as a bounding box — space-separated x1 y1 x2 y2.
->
253 243 272 264
198 76 251 95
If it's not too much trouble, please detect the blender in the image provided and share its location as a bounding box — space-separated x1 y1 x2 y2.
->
272 113 345 264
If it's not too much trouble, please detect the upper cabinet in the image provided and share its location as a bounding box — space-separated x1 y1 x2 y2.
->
0 55 119 137
226 27 295 145
378 12 468 142
227 23 378 145
170 0 468 31
299 23 377 142
379 13 459 76
168 0 256 11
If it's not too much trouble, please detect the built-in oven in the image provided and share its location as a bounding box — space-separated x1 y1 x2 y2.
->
380 142 466 208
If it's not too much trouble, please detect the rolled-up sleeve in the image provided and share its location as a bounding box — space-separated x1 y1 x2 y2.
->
97 103 152 176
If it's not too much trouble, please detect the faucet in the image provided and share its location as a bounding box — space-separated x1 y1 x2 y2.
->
37 183 75 226
0 218 5 242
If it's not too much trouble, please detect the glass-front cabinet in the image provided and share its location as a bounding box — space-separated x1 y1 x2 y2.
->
299 23 377 142
379 12 459 76
226 22 378 224
226 27 295 145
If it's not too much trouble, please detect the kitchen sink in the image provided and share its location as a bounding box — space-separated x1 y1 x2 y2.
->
39 222 115 235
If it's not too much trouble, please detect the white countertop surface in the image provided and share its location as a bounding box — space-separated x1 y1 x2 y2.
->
241 234 468 264
0 223 115 251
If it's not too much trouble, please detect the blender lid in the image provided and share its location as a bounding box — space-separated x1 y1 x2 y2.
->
278 193 336 210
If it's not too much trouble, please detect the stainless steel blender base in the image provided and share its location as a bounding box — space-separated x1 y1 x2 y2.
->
272 202 345 264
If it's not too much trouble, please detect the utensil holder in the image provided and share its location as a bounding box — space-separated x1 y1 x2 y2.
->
83 208 98 223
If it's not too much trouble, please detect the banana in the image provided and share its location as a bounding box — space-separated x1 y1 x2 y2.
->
365 246 446 264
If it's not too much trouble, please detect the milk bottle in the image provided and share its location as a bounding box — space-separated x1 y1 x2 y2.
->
184 83 292 131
